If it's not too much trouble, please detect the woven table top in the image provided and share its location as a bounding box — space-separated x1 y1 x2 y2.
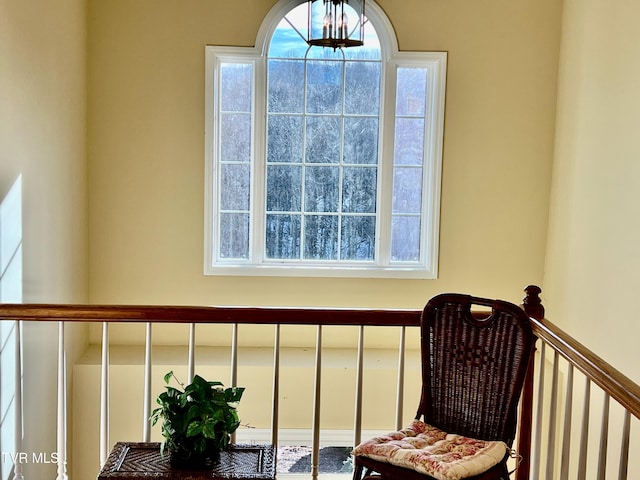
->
98 442 276 480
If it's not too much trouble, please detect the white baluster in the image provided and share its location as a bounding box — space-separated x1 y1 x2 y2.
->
188 323 195 382
560 363 574 480
230 324 238 444
618 409 631 480
311 325 322 480
546 350 560 479
597 393 610 480
142 323 152 442
353 325 364 446
230 324 238 387
395 325 406 430
271 325 280 447
12 320 24 480
56 321 68 480
531 342 546 480
99 322 110 466
577 378 591 480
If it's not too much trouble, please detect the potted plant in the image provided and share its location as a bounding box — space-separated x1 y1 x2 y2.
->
150 371 245 468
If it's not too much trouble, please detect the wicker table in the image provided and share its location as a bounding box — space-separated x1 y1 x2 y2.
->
97 442 276 479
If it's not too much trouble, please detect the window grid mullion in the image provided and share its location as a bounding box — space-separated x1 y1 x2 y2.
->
300 55 309 261
375 61 396 267
337 57 347 261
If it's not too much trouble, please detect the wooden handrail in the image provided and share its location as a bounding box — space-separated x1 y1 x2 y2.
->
519 285 640 420
529 315 640 420
0 304 421 327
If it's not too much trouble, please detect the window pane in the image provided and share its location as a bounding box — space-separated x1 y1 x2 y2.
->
221 113 251 162
267 115 303 163
304 215 338 260
343 19 381 60
306 46 343 60
305 166 339 213
305 117 341 163
266 214 301 259
306 61 342 114
345 62 380 115
269 7 310 59
267 165 302 212
390 67 429 266
341 216 375 260
391 216 421 262
220 164 250 210
392 167 423 214
342 167 377 213
344 117 378 165
221 64 252 113
220 213 250 259
394 117 425 166
268 60 305 113
396 67 428 116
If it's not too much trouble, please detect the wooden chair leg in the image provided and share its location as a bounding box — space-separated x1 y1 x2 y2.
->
352 462 364 480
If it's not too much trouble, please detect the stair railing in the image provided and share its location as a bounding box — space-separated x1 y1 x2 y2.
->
1 286 639 479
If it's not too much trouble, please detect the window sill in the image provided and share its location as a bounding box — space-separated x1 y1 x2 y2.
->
205 263 437 279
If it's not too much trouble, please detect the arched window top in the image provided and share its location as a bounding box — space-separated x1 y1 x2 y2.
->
205 1 446 278
257 0 397 60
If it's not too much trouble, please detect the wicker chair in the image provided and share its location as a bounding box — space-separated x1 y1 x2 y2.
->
352 294 536 480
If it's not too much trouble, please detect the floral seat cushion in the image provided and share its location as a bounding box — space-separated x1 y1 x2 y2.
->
352 420 507 480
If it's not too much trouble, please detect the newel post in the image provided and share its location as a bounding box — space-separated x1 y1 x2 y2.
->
516 285 544 480
522 284 545 321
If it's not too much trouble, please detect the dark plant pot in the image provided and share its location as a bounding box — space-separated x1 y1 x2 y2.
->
169 445 222 470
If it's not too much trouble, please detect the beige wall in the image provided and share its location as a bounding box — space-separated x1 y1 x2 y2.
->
1 1 88 303
543 0 640 475
0 0 89 476
544 0 640 385
86 0 560 309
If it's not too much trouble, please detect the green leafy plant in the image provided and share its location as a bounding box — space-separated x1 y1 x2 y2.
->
150 371 245 467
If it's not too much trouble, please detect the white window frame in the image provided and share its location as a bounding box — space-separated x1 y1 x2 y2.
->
204 0 446 279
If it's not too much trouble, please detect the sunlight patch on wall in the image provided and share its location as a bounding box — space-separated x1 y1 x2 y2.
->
0 174 23 480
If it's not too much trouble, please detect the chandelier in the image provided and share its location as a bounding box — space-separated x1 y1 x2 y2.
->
307 0 366 49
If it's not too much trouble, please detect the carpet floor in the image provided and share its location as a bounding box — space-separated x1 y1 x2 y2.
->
277 446 353 474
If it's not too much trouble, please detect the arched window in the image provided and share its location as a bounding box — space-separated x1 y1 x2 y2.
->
205 0 446 278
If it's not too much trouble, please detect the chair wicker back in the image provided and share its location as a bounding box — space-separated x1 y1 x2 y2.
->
417 294 536 447
351 293 536 480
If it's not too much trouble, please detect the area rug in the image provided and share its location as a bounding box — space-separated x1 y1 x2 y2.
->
278 446 353 474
